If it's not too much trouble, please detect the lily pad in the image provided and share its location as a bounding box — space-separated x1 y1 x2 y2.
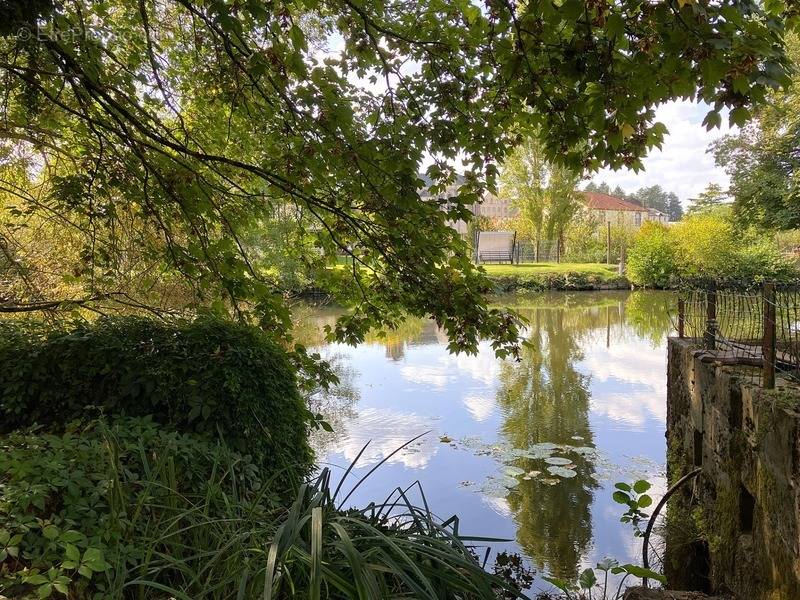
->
503 466 526 477
544 456 572 465
547 466 578 478
541 478 560 486
480 483 511 498
529 442 559 452
570 446 597 457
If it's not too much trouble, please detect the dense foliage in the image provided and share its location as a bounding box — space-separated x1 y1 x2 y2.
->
627 222 677 288
562 218 636 264
500 135 580 254
0 419 530 599
0 0 796 359
488 270 627 294
626 214 797 287
0 418 275 599
714 34 800 230
0 317 314 487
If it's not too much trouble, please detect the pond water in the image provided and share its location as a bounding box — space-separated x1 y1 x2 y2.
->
296 290 675 593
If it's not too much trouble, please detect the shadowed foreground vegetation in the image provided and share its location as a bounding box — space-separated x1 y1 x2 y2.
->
0 317 530 599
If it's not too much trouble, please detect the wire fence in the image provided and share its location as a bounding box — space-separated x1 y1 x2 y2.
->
676 283 800 388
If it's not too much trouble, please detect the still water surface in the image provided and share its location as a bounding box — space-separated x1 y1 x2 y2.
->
297 291 675 591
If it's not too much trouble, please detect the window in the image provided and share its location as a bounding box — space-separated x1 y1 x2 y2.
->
635 212 642 226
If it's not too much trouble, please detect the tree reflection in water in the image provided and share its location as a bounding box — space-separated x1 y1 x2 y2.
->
296 291 675 580
497 306 598 581
496 291 673 580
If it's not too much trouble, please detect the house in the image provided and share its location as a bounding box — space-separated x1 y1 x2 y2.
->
582 191 655 228
647 208 670 224
474 193 518 219
471 191 665 229
437 183 668 235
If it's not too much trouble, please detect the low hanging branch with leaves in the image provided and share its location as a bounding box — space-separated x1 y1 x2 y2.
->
0 0 796 359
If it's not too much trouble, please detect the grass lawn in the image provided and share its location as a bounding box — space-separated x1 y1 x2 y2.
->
481 262 620 277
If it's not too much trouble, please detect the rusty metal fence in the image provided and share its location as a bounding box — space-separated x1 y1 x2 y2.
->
676 283 800 388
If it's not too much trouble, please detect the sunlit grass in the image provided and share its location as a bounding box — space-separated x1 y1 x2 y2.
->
481 263 620 277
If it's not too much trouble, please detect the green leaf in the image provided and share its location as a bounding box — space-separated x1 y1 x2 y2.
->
542 575 575 593
65 543 80 562
606 14 624 38
621 564 666 583
614 482 631 492
633 480 651 494
463 5 480 24
60 530 83 543
638 494 653 508
702 110 722 130
578 567 597 589
78 565 93 579
561 0 583 22
730 107 751 127
53 582 69 595
37 584 53 599
82 547 108 571
612 490 630 504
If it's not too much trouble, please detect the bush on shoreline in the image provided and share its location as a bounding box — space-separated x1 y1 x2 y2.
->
627 215 798 288
0 417 279 599
487 271 628 293
0 317 314 489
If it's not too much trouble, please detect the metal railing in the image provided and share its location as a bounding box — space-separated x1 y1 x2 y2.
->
677 283 800 389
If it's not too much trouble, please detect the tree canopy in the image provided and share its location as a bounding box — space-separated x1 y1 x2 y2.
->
0 0 796 358
713 33 800 230
500 135 580 250
686 182 729 215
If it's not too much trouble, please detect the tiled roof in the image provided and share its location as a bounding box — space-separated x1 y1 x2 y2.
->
581 191 649 212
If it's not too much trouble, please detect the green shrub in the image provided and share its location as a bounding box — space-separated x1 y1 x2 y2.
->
0 421 529 599
729 239 797 284
627 222 676 288
626 214 798 287
0 316 313 487
0 418 277 599
671 213 738 282
563 218 607 263
486 271 628 293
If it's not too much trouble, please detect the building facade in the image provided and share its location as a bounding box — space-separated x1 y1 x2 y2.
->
444 188 671 235
582 191 669 227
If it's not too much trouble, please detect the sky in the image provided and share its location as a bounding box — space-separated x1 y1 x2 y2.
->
589 101 736 207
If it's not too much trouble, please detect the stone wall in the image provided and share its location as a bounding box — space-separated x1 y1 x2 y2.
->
666 337 800 599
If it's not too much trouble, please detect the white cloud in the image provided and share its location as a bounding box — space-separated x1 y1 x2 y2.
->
330 407 439 469
581 338 667 427
400 364 450 388
482 495 513 517
593 100 735 205
462 393 496 422
400 340 504 389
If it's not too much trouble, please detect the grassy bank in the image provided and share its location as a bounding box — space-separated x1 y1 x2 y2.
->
481 263 629 292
